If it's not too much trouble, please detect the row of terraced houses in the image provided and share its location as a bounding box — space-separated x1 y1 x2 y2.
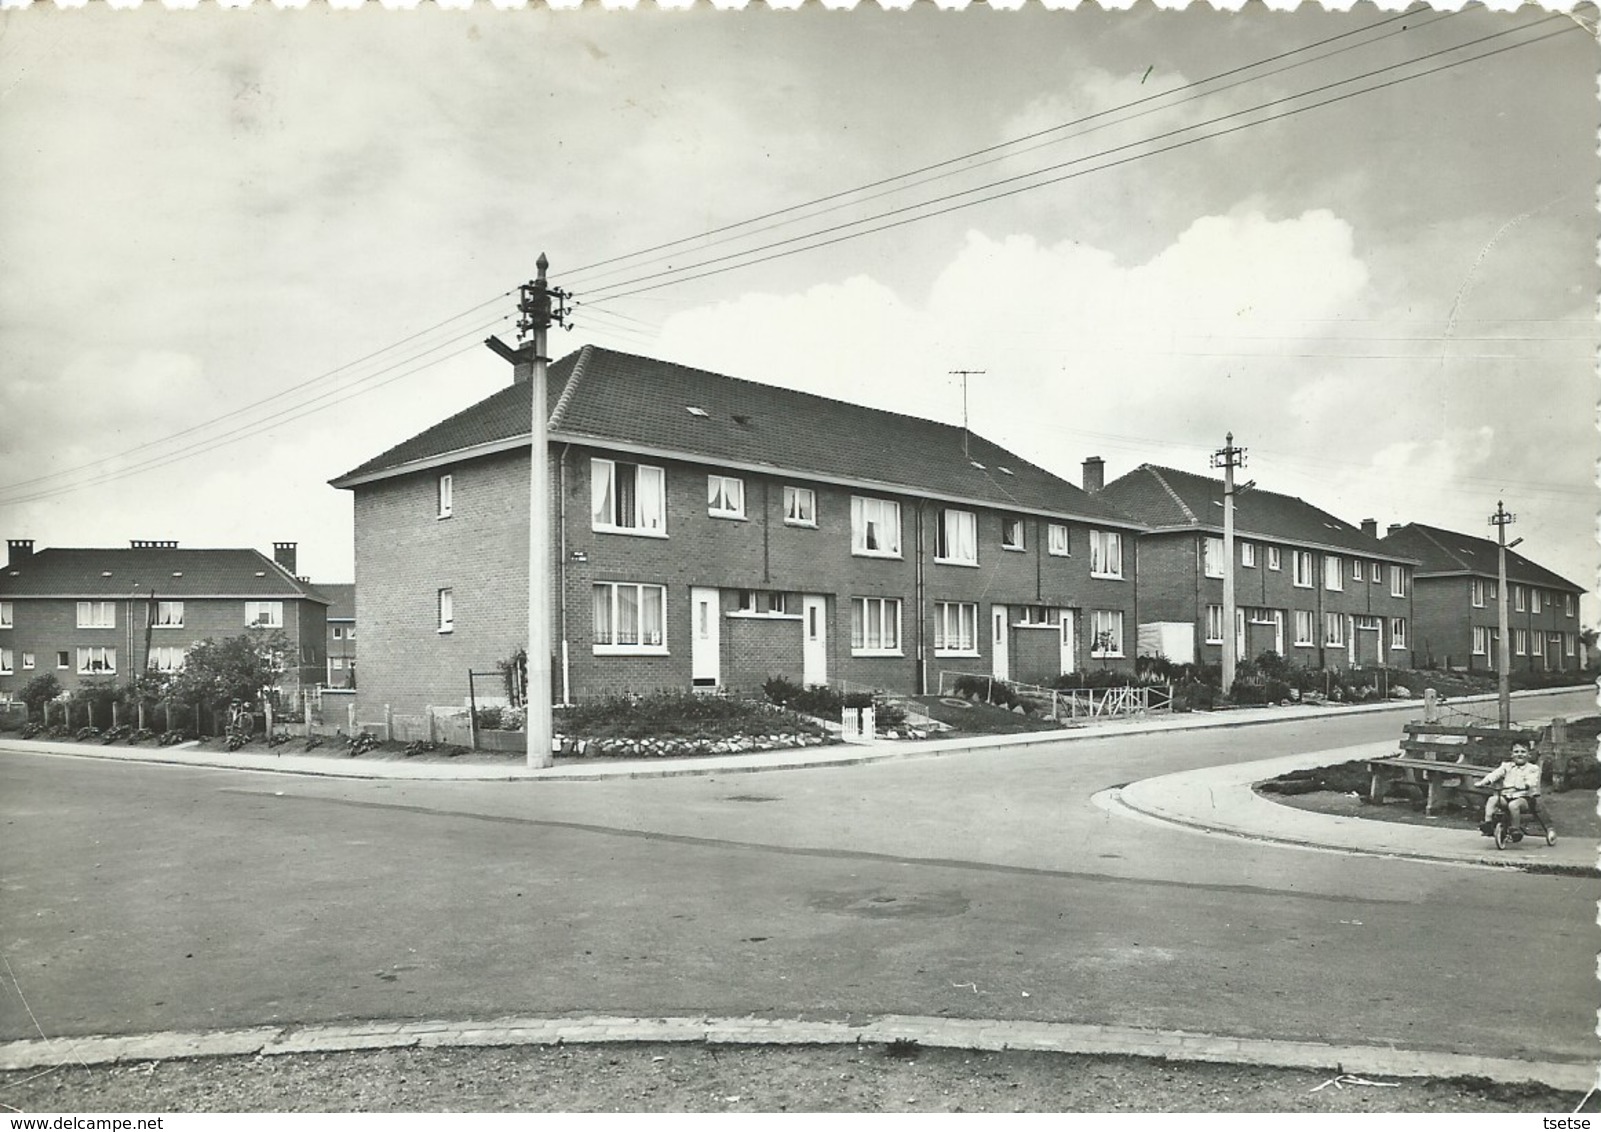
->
0 346 1584 715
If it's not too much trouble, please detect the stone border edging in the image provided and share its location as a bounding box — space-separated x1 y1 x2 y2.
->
0 1013 1592 1093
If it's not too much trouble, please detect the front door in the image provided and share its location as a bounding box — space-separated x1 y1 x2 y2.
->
802 595 827 686
1058 609 1076 676
992 604 1009 681
691 587 720 688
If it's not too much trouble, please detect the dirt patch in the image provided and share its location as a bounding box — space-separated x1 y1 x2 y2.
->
910 696 1064 735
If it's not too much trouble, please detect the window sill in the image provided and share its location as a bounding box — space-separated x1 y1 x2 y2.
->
933 558 979 568
1001 545 1026 554
934 649 980 658
784 520 817 529
153 625 185 631
593 646 670 656
852 551 903 560
728 612 802 621
850 650 904 658
1203 573 1224 581
1293 642 1315 649
438 628 454 635
708 512 747 521
1293 583 1313 589
593 526 669 539
1046 551 1071 559
1090 654 1124 661
437 513 453 521
1089 572 1124 581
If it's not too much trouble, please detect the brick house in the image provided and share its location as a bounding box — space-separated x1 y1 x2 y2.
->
330 345 1145 717
1381 522 1585 673
1093 464 1417 670
0 539 328 703
316 582 356 688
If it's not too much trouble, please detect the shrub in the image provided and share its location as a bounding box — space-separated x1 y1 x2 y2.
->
19 674 62 720
158 729 191 746
267 730 293 748
74 726 102 741
763 677 907 728
559 690 828 741
473 706 505 731
20 722 43 740
128 728 155 745
100 725 131 744
951 675 1020 708
346 731 380 757
404 740 437 757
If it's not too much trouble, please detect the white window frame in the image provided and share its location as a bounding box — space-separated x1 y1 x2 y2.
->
1531 589 1542 614
245 601 284 628
1472 626 1490 656
1352 559 1363 582
851 497 902 559
0 601 10 629
437 588 454 634
0 648 11 675
437 473 454 519
1293 611 1316 647
707 474 745 519
1565 594 1575 618
1390 617 1407 650
1324 613 1346 647
1471 578 1485 608
1001 515 1026 552
154 600 184 629
850 596 902 656
1267 545 1281 572
1292 551 1314 589
55 650 69 670
77 601 115 629
1323 556 1344 592
1205 604 1224 645
934 508 978 566
1514 628 1528 656
783 486 816 527
1090 610 1124 658
591 458 667 537
735 590 797 618
331 658 344 671
933 601 979 657
1566 632 1576 657
21 651 34 670
1090 530 1123 579
77 646 116 675
1047 523 1070 557
1203 537 1224 579
149 646 187 673
592 582 668 654
1240 541 1256 569
1390 566 1407 599
331 627 343 640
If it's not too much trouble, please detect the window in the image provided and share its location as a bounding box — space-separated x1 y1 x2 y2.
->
77 601 114 628
1090 610 1124 658
1001 515 1025 551
1205 604 1224 644
21 652 34 670
851 497 901 558
347 627 356 640
1370 562 1382 583
154 601 184 628
149 646 186 673
1531 589 1542 614
1390 566 1407 598
1565 594 1575 618
245 601 283 628
850 597 902 656
1323 556 1344 592
332 658 344 670
437 589 454 633
1352 560 1363 582
933 601 979 655
1204 537 1224 579
593 582 667 652
1514 628 1528 656
0 648 11 675
1471 579 1485 608
331 627 343 640
1293 611 1315 647
1390 618 1407 650
591 459 666 535
1090 530 1123 578
1472 626 1490 655
1267 546 1282 571
736 591 795 616
1324 613 1346 647
1241 542 1256 568
77 646 115 674
783 486 816 527
1292 551 1314 588
0 601 10 628
1047 523 1070 557
437 473 453 519
56 650 69 670
707 474 745 519
935 509 977 565
1566 633 1576 657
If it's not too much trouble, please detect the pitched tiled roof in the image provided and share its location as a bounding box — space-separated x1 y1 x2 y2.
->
332 345 1140 527
1385 523 1582 592
0 547 328 600
1097 464 1416 562
314 582 356 620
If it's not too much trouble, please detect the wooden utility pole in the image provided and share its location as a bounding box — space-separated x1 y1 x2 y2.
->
1211 433 1248 694
949 370 984 458
1490 500 1516 729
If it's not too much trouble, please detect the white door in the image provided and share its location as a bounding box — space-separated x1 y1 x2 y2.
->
691 587 720 687
802 595 827 687
992 604 1009 681
1058 609 1076 675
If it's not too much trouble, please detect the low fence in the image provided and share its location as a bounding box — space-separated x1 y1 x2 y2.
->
937 671 1173 721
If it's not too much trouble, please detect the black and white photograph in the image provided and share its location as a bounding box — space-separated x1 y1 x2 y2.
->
0 0 1597 1116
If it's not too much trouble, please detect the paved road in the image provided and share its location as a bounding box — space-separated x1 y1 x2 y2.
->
1 691 1594 1067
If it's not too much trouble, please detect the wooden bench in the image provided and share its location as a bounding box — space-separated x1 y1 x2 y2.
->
1367 723 1541 816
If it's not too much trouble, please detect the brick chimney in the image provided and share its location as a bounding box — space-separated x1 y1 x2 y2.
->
1388 523 1402 536
273 542 298 576
6 539 33 567
1361 518 1377 539
1082 456 1105 494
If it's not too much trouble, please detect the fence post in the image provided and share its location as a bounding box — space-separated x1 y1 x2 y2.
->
347 702 356 733
1423 688 1438 723
383 704 393 742
111 702 119 729
426 708 436 745
304 695 313 730
264 700 274 735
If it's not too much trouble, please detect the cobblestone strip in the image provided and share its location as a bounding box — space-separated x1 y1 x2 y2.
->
2 1014 1593 1091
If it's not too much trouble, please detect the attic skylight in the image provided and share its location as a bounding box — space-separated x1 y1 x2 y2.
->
172 572 183 578
970 461 986 470
998 466 1015 476
101 571 112 577
686 406 710 418
255 571 266 577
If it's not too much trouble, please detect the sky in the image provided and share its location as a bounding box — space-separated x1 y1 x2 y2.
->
1 4 1597 624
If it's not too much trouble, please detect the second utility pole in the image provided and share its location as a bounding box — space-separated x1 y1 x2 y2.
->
1490 500 1516 730
1212 433 1247 695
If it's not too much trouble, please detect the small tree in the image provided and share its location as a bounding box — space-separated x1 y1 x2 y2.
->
19 673 62 721
168 629 289 715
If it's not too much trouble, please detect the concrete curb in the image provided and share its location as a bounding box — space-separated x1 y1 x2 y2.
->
1 685 1590 783
1 1013 1593 1092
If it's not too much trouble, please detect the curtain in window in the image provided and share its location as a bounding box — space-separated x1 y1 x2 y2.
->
641 586 663 646
616 585 640 645
591 461 615 526
592 585 613 645
634 465 663 531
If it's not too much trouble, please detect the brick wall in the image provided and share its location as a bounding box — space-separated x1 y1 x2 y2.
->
723 614 804 692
